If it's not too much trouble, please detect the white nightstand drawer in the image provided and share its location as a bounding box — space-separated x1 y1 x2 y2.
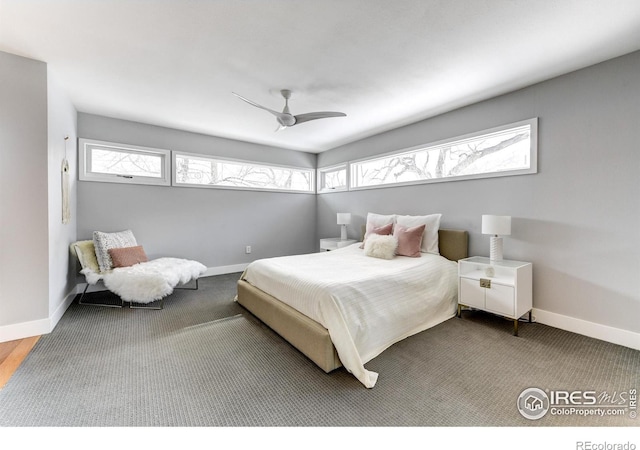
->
485 283 515 316
459 277 485 309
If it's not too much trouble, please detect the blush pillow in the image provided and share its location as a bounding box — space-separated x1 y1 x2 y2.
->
360 223 393 248
108 245 148 268
363 234 398 260
395 214 441 254
363 212 396 240
393 224 425 257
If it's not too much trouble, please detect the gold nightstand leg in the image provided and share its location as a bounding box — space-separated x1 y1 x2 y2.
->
513 318 519 336
457 304 463 318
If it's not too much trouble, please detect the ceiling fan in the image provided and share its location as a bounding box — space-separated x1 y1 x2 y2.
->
232 89 346 130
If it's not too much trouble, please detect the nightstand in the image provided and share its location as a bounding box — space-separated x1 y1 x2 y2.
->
457 256 532 336
320 238 357 251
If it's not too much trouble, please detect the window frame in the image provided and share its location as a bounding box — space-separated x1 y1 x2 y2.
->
78 138 171 186
172 151 316 194
348 118 538 191
317 163 348 193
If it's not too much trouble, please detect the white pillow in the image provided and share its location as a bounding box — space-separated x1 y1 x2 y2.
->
364 212 396 240
395 214 441 254
363 234 398 260
93 229 138 272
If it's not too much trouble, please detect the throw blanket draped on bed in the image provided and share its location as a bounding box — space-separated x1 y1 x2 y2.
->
241 243 458 388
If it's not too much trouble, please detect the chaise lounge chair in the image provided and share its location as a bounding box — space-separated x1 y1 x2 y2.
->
71 230 206 309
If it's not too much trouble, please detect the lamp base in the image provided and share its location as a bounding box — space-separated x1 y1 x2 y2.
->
489 236 503 261
340 225 347 241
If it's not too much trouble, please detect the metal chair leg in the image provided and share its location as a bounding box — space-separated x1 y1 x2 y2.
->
175 278 199 290
78 284 124 308
129 298 163 310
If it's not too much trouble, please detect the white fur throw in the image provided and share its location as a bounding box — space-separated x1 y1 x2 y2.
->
363 234 398 260
81 257 207 304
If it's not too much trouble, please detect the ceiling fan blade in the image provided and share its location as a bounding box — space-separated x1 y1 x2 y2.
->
293 111 347 125
235 90 344 128
232 92 285 118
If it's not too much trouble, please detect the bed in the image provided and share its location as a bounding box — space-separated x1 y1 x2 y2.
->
236 227 468 388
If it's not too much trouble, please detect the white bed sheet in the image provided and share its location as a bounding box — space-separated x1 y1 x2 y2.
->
241 243 458 388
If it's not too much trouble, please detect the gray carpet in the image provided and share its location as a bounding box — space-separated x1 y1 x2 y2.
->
0 273 638 427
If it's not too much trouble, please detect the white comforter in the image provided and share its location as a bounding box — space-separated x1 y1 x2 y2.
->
241 243 458 388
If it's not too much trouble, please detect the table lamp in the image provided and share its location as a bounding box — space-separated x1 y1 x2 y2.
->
337 213 351 240
482 215 511 261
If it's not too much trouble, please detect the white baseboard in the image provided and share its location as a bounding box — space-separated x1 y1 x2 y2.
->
0 318 51 343
533 308 640 351
202 263 248 277
0 288 77 343
50 289 77 328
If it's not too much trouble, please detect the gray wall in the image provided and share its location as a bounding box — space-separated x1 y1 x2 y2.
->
47 70 78 317
0 52 50 328
318 51 640 336
77 114 318 268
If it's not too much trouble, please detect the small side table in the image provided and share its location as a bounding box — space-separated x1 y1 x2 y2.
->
320 238 357 251
457 256 533 336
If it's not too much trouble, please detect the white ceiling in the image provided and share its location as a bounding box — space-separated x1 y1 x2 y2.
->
2 1 640 153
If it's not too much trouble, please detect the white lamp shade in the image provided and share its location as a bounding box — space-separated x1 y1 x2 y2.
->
337 213 351 225
482 215 511 236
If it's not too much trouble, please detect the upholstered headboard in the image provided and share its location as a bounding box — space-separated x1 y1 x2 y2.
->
437 229 469 262
360 225 468 262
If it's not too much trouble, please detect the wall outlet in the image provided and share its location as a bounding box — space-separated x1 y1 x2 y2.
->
245 245 251 254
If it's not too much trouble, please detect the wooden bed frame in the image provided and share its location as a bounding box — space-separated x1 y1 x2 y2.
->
236 228 468 373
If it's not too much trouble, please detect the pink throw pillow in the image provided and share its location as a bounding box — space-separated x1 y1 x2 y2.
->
108 245 148 268
393 224 425 257
360 223 394 248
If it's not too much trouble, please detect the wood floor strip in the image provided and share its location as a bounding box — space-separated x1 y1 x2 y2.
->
0 340 21 364
0 336 40 389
